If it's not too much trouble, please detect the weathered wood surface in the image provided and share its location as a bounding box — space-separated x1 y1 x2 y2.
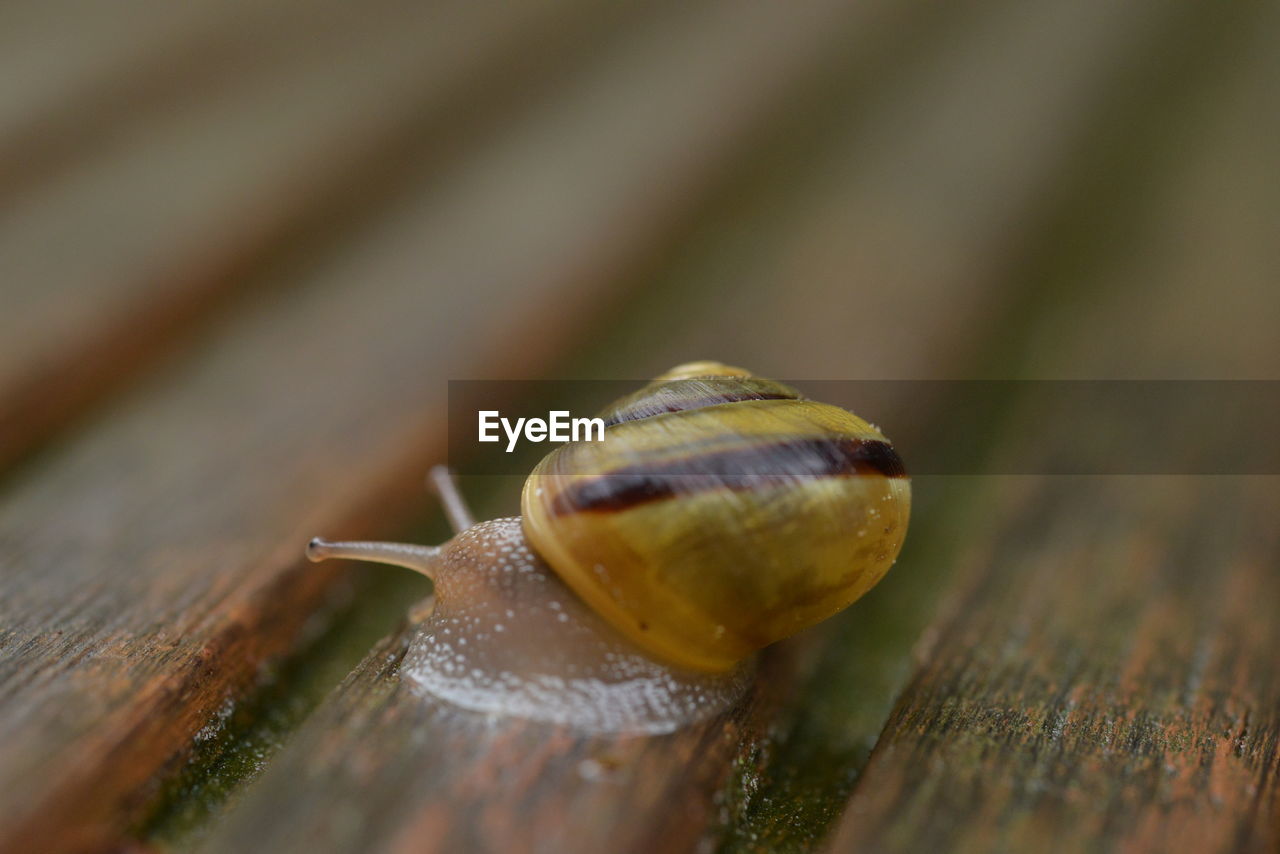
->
0 0 366 199
0 0 632 471
0 0 880 849
830 478 1280 854
0 0 1276 851
192 1 1225 851
718 2 1280 849
827 7 1280 852
194 616 795 854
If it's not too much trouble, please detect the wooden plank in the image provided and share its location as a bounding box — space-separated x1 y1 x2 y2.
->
566 0 1194 385
202 629 797 854
0 0 365 200
0 0 633 472
0 0 243 160
827 9 1280 853
565 0 1233 847
0 1 899 851
708 1 1280 849
192 1 1189 851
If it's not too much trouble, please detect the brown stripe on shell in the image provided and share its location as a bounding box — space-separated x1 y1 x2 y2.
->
550 436 906 515
601 391 798 427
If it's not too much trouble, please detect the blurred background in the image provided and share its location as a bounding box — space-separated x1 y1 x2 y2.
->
0 1 1277 852
2 0 1275 464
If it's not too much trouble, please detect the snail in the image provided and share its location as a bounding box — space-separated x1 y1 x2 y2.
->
307 362 910 733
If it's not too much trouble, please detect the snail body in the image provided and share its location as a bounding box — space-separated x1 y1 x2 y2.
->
308 362 910 732
398 517 749 733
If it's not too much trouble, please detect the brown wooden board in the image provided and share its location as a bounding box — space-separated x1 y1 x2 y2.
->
0 0 246 170
192 622 799 853
0 0 372 200
0 0 637 473
191 0 1201 851
0 0 877 848
712 1 1280 849
826 8 1280 852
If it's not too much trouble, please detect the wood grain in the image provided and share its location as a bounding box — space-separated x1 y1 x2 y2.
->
829 479 1280 854
569 0 1187 382
0 0 633 473
0 0 876 849
0 0 245 164
567 0 1221 847
827 8 1280 852
191 619 794 854
0 0 364 201
190 1 1194 851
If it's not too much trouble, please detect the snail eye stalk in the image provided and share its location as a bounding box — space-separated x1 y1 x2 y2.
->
305 538 442 579
427 465 474 534
305 465 473 579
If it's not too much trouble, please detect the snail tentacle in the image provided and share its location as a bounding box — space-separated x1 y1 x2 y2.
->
306 538 442 579
427 465 475 533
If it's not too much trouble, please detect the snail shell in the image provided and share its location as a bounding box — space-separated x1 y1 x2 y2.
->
522 362 911 672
